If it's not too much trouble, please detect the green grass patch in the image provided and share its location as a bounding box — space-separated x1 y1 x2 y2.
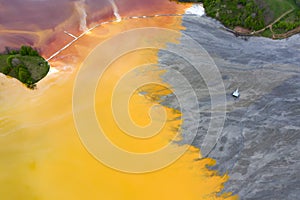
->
261 28 273 37
259 0 294 19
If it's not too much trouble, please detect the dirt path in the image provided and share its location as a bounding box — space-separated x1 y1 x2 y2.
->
252 8 295 35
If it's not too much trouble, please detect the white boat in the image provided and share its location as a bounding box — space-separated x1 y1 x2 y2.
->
232 88 240 98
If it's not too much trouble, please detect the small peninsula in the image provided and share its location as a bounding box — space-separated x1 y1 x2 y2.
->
175 0 300 39
0 46 50 89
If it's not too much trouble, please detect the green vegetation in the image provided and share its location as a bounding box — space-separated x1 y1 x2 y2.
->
260 0 294 20
174 0 300 38
0 46 50 89
173 0 202 2
272 9 300 34
204 0 265 31
254 0 300 34
261 28 273 37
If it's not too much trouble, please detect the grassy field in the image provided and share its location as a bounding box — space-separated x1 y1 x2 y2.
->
258 0 295 20
0 46 49 88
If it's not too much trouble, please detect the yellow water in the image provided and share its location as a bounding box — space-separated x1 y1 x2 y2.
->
0 3 237 200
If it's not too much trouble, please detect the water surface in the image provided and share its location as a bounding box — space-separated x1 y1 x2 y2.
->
0 1 237 199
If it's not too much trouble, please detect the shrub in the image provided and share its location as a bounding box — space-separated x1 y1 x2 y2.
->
18 67 31 83
7 55 14 67
1 66 11 75
20 46 39 56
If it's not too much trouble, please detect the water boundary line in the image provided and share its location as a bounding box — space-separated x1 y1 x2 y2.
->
46 13 191 62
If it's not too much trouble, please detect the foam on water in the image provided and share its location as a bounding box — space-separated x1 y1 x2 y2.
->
48 67 59 75
185 4 205 16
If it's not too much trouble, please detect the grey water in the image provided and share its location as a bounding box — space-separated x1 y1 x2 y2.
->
159 15 300 200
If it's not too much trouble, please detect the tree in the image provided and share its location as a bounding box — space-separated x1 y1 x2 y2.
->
1 66 11 75
18 67 31 83
6 55 15 67
20 46 39 56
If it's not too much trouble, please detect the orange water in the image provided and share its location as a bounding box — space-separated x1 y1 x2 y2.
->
0 1 237 199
